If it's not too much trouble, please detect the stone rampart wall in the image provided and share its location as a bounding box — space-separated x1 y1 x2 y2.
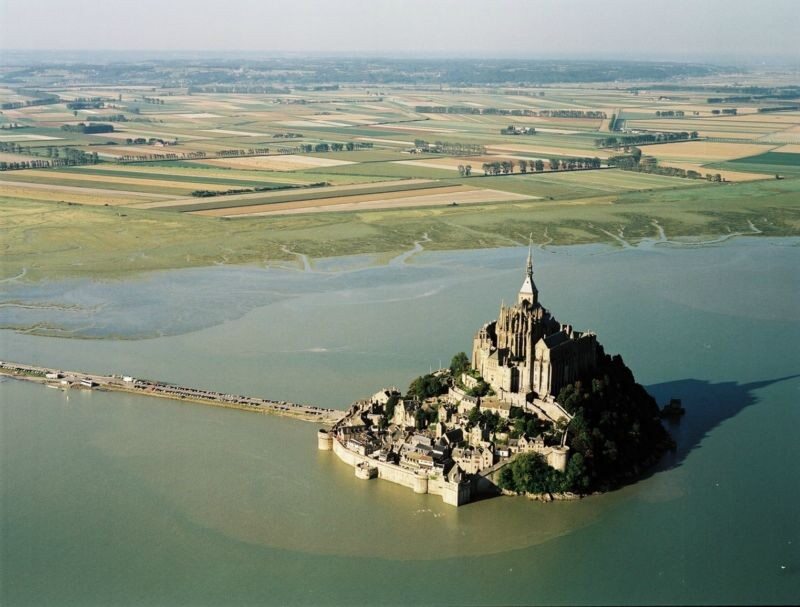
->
330 438 467 505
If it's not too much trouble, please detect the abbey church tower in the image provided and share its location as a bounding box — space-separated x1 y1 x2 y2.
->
472 246 598 405
517 244 538 306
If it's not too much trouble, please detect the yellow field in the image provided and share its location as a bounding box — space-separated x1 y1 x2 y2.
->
203 154 355 171
643 141 775 163
193 186 533 217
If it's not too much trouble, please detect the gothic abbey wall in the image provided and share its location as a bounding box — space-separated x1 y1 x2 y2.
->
471 246 597 408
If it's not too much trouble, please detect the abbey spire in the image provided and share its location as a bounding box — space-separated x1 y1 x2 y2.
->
517 237 539 305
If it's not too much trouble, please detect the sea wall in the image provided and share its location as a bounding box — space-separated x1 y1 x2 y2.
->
330 437 469 506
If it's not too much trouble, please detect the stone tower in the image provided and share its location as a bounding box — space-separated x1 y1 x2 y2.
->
472 242 598 403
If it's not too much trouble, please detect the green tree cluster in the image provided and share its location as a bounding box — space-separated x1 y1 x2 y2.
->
498 452 589 494
558 350 674 491
449 352 470 378
407 374 447 400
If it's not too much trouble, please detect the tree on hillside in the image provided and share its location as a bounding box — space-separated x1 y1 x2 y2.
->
464 164 472 176
450 352 470 378
519 159 528 173
407 373 446 400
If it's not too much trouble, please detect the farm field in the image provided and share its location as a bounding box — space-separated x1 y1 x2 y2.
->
193 186 533 217
712 150 800 177
1 71 799 279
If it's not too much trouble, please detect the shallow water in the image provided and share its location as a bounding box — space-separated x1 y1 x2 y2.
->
2 237 799 605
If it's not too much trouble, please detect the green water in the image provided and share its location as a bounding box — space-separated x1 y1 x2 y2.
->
1 238 798 605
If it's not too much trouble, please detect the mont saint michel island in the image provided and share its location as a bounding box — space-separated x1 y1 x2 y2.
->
320 248 675 506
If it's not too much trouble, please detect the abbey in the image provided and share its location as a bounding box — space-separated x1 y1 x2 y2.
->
472 247 598 407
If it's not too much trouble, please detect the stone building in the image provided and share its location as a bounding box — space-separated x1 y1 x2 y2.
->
472 246 598 406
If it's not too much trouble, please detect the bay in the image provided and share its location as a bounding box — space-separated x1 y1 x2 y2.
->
2 237 798 605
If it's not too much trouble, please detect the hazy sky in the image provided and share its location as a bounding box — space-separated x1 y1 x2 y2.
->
2 0 798 62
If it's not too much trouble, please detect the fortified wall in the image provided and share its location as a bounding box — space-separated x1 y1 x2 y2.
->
319 429 471 507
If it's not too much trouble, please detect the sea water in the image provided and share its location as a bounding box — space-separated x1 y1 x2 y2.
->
1 238 798 605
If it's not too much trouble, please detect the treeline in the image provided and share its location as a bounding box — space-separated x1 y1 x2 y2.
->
87 114 128 122
655 110 685 117
1 91 60 110
141 96 165 104
499 349 674 495
539 110 606 119
191 184 291 198
708 89 799 103
710 108 737 115
187 85 291 94
215 147 272 157
123 137 175 145
190 182 327 197
294 84 339 91
60 123 115 134
298 141 373 152
596 131 698 148
414 106 536 116
414 106 605 119
608 148 724 181
0 147 99 171
115 151 209 163
413 139 485 156
66 98 105 110
480 157 602 175
758 105 800 113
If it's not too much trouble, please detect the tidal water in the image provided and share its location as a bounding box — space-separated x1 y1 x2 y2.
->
1 238 798 605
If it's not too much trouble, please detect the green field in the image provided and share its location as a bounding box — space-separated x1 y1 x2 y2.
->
3 178 799 281
2 77 799 280
714 151 800 176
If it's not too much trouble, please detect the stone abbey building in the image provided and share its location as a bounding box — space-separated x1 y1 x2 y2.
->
472 247 598 407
